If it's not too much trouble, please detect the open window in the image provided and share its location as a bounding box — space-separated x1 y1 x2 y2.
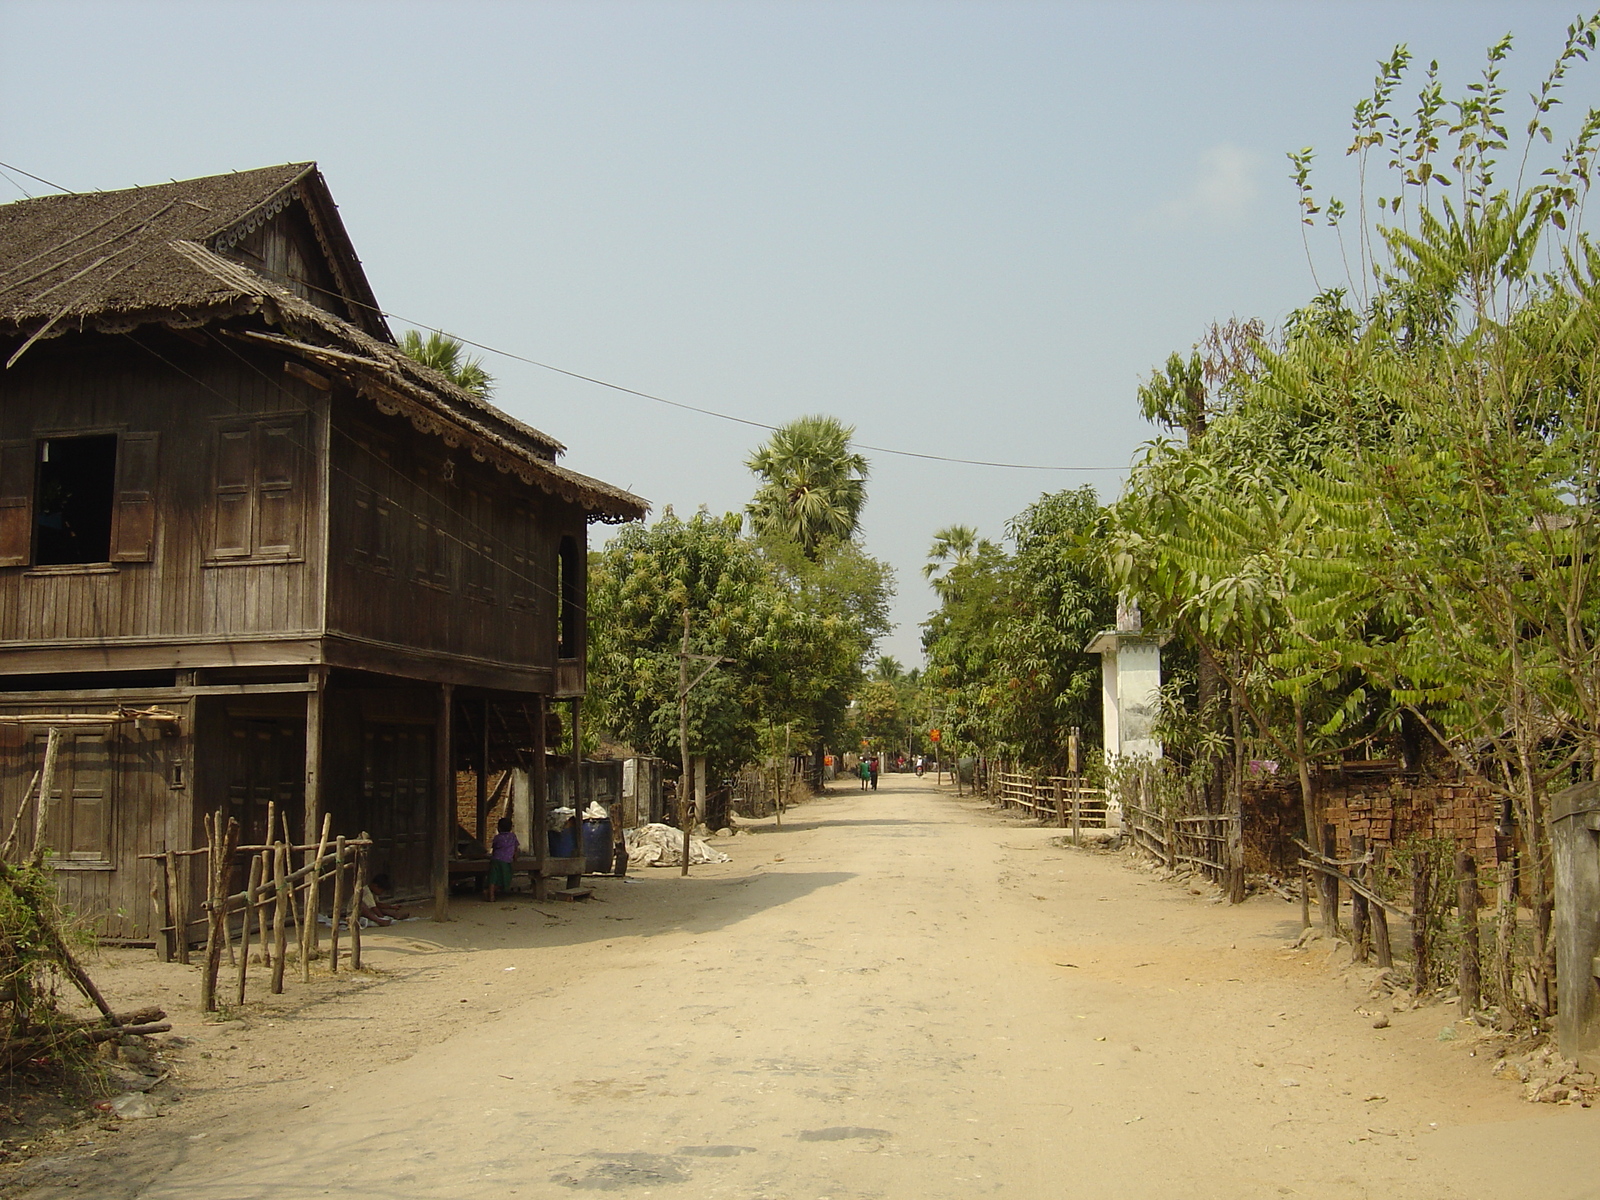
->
0 432 159 567
557 534 580 659
35 436 117 565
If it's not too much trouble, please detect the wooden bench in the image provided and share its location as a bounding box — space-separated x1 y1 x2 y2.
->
448 855 588 899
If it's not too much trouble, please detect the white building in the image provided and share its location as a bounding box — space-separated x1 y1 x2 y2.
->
1085 598 1165 763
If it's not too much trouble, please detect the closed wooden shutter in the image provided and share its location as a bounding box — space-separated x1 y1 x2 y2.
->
0 439 35 567
37 730 112 864
212 427 254 557
109 431 159 562
255 420 299 556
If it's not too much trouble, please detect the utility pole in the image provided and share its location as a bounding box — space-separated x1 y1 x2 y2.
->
677 607 731 877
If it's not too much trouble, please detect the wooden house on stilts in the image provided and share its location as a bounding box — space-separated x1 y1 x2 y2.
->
0 163 647 939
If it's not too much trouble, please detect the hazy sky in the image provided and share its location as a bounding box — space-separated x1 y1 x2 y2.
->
1 1 1584 662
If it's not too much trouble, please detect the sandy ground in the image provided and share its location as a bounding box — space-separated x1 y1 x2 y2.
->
3 773 1596 1200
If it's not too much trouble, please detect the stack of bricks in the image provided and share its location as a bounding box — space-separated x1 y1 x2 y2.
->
1321 777 1501 862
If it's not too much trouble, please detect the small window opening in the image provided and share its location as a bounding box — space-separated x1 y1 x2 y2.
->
557 535 579 659
35 435 117 565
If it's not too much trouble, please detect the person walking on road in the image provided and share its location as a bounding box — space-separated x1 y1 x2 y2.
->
858 758 870 790
868 757 879 791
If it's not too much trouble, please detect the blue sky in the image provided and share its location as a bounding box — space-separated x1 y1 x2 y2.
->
1 1 1585 661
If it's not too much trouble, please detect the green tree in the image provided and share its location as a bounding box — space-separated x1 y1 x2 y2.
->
746 416 869 559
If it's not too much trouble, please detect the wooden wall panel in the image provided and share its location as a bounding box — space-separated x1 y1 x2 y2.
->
0 335 326 655
325 396 581 676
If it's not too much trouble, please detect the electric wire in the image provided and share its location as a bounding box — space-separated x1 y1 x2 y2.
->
0 160 71 194
0 158 1127 473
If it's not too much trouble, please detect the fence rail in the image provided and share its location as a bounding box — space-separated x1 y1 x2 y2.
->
993 772 1110 831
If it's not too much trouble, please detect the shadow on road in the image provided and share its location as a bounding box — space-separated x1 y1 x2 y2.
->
375 869 858 956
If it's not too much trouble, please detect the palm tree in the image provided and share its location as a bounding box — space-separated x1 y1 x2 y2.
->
399 330 495 398
873 655 904 682
745 415 869 558
922 524 982 580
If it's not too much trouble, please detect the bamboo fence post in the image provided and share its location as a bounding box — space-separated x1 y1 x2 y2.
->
1071 780 1082 849
1320 825 1340 939
329 836 347 975
28 727 63 868
1350 834 1370 963
198 813 216 1011
236 851 262 1006
1457 850 1481 1016
1411 854 1430 995
279 812 303 948
301 812 331 984
156 853 173 963
166 848 189 965
1300 864 1311 930
270 840 289 995
256 850 273 971
201 813 239 1013
1371 846 1394 967
349 838 368 972
1053 779 1064 829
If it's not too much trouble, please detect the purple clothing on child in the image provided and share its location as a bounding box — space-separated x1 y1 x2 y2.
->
490 830 519 862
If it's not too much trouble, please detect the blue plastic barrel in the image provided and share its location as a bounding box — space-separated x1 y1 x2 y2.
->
581 818 613 875
547 825 577 859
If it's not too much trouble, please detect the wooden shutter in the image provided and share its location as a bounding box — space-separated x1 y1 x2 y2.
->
0 439 35 567
255 420 299 556
36 731 111 864
65 732 110 862
212 427 254 557
109 431 159 562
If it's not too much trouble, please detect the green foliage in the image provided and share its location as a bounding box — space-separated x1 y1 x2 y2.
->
398 329 495 398
745 415 869 559
919 487 1114 769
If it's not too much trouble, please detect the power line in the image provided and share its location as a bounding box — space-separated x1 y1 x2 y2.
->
0 157 1126 472
376 313 1124 473
0 160 71 194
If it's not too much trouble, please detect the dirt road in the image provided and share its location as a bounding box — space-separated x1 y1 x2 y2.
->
11 775 1598 1199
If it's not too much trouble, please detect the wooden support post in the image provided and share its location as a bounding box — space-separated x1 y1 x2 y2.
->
236 850 262 1006
532 695 549 902
1457 850 1481 1017
270 840 289 995
477 697 490 847
1300 864 1311 930
329 836 347 975
1053 780 1064 829
1411 854 1430 995
572 697 585 889
303 665 327 936
433 682 454 922
1320 824 1340 939
1350 834 1370 963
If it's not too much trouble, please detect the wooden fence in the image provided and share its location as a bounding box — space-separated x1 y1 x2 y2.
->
993 771 1110 839
144 803 372 1014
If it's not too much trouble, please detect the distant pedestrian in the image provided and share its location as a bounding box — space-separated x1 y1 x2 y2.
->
868 757 879 791
858 759 870 790
487 816 518 902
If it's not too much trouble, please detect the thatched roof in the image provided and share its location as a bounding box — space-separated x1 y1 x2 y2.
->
0 165 647 523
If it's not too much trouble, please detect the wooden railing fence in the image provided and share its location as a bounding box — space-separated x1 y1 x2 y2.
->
993 771 1109 842
143 803 373 1014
